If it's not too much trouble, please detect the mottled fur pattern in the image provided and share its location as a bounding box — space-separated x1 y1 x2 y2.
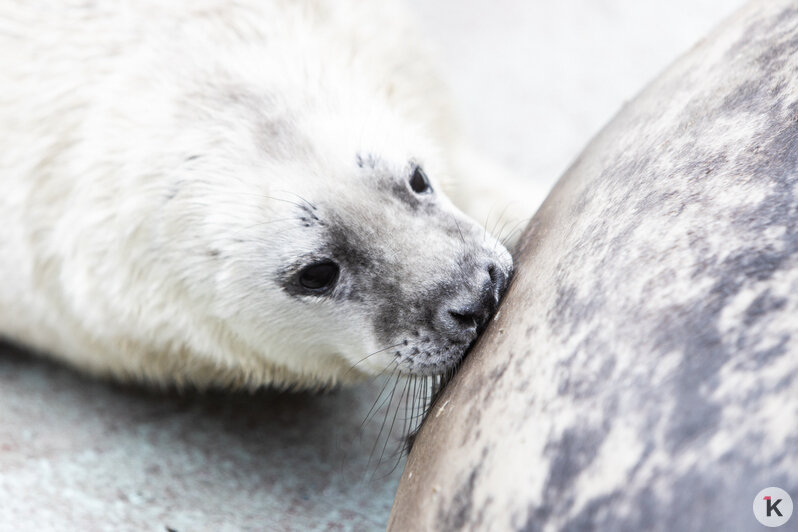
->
391 1 798 530
0 0 536 389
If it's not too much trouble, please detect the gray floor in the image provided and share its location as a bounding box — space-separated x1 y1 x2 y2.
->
0 1 744 530
0 345 404 531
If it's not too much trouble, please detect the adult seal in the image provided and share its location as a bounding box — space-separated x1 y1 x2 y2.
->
390 1 798 530
0 1 537 389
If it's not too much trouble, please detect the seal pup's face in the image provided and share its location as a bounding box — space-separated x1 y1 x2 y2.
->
189 102 513 384
273 157 513 379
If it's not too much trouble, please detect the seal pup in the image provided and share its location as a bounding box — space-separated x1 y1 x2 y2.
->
0 0 531 389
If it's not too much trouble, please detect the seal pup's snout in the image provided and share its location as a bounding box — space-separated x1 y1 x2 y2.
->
438 260 509 343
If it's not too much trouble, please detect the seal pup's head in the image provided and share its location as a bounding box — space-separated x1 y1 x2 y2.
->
167 92 513 387
276 156 512 379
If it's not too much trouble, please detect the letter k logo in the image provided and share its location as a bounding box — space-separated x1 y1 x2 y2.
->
765 496 784 517
754 487 792 526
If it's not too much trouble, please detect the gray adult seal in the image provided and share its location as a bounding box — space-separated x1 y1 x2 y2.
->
390 1 798 530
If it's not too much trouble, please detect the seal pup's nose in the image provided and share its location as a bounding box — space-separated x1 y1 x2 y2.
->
439 261 508 342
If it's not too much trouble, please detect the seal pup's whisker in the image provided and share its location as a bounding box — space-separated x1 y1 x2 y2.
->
422 375 430 413
271 189 318 211
453 216 467 246
366 370 403 472
488 202 514 245
344 342 403 378
356 361 404 446
495 215 534 251
397 376 412 448
399 376 418 450
378 419 414 481
371 375 412 479
408 376 419 430
403 374 436 453
482 204 495 243
223 176 313 210
360 363 401 430
227 218 298 239
491 218 514 253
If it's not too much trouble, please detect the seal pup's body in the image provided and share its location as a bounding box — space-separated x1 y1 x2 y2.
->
0 0 533 389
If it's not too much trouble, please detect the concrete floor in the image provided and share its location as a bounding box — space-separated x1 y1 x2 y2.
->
0 347 412 532
0 345 405 531
0 1 745 530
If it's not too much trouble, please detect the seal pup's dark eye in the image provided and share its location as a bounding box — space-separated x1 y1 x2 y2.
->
298 260 340 293
409 166 432 194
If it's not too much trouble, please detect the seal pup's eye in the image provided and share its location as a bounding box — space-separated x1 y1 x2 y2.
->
409 166 432 194
297 260 340 293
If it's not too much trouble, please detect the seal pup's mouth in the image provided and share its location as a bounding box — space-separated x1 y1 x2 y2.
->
389 258 513 378
361 265 514 472
398 264 514 454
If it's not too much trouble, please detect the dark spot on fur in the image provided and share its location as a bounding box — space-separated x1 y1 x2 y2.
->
355 152 377 169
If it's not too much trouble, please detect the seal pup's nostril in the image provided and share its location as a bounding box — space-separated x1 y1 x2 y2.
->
448 276 497 330
488 263 498 284
487 261 509 298
448 307 480 328
438 261 509 343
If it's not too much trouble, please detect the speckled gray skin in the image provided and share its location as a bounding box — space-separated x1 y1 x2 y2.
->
389 1 798 530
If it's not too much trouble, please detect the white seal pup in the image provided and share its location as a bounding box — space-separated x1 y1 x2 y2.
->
0 0 533 389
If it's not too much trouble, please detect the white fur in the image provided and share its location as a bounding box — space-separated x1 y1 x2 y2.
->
0 0 534 389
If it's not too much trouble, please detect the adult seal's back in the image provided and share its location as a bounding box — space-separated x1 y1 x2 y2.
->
390 1 798 530
0 1 537 389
